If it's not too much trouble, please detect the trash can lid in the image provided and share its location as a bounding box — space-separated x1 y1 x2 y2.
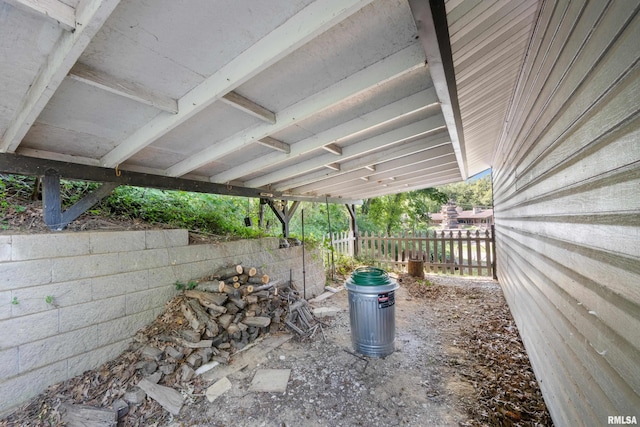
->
349 267 391 286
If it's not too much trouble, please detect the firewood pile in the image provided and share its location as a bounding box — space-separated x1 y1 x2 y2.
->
0 264 324 426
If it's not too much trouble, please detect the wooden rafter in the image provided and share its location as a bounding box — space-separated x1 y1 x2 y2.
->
257 137 290 154
210 87 438 184
0 0 121 154
67 62 179 113
4 0 76 31
166 44 427 178
246 115 446 188
221 92 276 124
100 0 375 169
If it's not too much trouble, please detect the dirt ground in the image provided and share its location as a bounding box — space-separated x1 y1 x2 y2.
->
1 272 552 427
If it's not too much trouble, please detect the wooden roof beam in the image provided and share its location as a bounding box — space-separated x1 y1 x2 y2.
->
257 137 290 154
167 43 427 178
221 92 276 124
274 133 450 191
4 0 76 31
68 62 179 113
246 115 446 188
100 0 374 168
210 85 437 184
0 0 121 154
323 144 342 155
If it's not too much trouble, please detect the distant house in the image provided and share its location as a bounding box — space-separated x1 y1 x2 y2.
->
429 201 494 229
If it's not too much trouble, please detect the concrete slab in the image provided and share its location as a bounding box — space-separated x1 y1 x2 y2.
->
312 306 342 318
249 369 291 393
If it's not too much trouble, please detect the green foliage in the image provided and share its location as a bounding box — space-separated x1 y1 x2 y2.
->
44 295 54 304
11 296 19 305
175 280 198 291
367 193 405 235
438 175 492 209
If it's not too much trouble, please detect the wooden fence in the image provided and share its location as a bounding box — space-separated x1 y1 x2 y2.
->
325 228 496 277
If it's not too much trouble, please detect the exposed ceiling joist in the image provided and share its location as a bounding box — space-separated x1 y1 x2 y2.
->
338 170 461 199
4 0 76 31
221 91 276 124
323 144 342 155
291 147 456 194
68 62 179 113
167 43 427 178
210 86 438 184
409 0 468 179
100 0 374 169
325 163 340 171
257 137 290 154
274 133 450 191
247 114 446 188
0 0 121 153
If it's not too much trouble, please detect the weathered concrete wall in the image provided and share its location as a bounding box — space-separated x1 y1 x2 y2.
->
0 230 324 414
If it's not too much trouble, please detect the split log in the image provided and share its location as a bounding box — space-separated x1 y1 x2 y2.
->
217 314 233 330
181 303 201 331
242 316 271 328
237 273 249 284
184 289 228 309
158 335 213 349
251 279 285 293
213 265 243 280
137 378 184 416
408 258 425 278
187 299 219 336
228 296 247 310
248 274 269 284
61 403 117 427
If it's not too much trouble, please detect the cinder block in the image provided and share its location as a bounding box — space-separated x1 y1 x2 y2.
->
58 296 125 333
0 347 19 378
67 340 129 378
52 253 120 282
125 286 176 316
145 229 188 249
117 248 169 272
19 326 97 371
8 279 91 317
97 310 155 347
0 360 67 415
0 259 51 291
11 233 90 261
90 230 146 254
167 245 216 264
0 310 59 348
0 236 11 262
0 290 11 320
91 271 148 300
148 266 177 289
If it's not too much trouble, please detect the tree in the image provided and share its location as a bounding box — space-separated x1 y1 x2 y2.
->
438 176 492 208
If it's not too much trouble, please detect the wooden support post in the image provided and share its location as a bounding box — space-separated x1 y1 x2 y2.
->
267 200 300 238
42 169 118 231
345 204 358 257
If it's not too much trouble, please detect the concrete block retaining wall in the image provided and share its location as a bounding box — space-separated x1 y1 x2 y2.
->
0 230 325 414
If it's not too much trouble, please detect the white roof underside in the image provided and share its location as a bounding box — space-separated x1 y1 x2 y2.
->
0 0 540 203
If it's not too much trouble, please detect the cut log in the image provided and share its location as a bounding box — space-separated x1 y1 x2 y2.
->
242 316 271 328
217 314 233 329
248 274 269 284
218 282 241 298
184 289 228 309
247 267 258 277
228 296 247 310
158 335 213 349
181 303 201 331
251 279 285 293
213 265 244 280
408 259 425 278
237 273 249 284
137 378 184 416
61 403 117 427
187 299 219 336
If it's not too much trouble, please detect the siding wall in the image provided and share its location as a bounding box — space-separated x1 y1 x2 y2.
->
491 0 640 425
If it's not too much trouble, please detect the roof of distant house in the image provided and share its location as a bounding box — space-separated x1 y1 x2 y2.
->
430 208 494 221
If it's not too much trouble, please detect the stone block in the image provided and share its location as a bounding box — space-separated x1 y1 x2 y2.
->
0 310 59 348
118 248 169 272
19 326 97 371
11 233 90 261
0 347 19 378
124 387 146 405
97 310 155 347
59 295 125 333
52 253 120 282
148 266 177 289
125 286 176 316
8 279 92 317
0 236 11 262
145 229 188 249
91 270 148 300
90 230 146 254
0 360 67 415
67 340 129 378
0 259 52 291
0 290 11 320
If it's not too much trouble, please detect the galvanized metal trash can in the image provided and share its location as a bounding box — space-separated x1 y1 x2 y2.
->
345 267 399 357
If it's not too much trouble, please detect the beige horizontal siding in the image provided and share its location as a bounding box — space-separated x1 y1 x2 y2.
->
490 0 640 425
